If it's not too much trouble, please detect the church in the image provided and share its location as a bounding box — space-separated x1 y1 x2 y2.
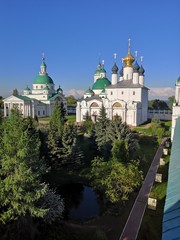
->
76 40 148 126
3 55 67 118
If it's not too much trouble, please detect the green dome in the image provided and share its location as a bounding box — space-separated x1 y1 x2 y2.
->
34 75 54 84
86 88 94 94
24 85 31 91
92 77 111 90
94 68 106 74
177 77 180 82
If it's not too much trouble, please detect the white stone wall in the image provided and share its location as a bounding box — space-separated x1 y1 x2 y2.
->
123 67 133 80
111 73 118 85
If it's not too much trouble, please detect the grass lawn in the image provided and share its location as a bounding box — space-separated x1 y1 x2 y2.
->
66 114 76 123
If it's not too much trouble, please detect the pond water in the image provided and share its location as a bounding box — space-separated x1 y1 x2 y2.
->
57 183 102 220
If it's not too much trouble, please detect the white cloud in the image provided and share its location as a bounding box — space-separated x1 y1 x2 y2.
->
149 87 175 100
64 89 85 99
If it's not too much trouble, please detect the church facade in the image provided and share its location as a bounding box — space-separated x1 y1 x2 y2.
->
76 41 148 126
4 55 67 118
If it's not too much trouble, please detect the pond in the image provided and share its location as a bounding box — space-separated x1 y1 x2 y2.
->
57 183 103 220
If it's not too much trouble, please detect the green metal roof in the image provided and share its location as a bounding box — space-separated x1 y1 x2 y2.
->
43 86 49 90
162 117 180 239
92 77 111 90
24 85 31 91
33 75 54 84
177 77 180 82
86 88 94 94
15 95 32 101
100 88 106 94
41 61 46 67
48 93 62 101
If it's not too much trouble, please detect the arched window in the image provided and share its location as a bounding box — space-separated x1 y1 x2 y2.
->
113 102 122 108
91 102 99 107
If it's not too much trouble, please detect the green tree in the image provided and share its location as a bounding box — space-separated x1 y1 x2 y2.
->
0 108 64 224
148 99 169 110
151 117 161 136
90 157 143 203
48 100 66 163
0 96 3 108
83 111 95 137
66 95 77 106
60 124 83 168
168 95 175 109
50 99 66 137
94 105 110 156
12 88 19 96
111 139 129 163
107 118 139 158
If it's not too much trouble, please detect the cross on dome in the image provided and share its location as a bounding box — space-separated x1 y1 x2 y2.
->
135 51 138 59
128 38 131 53
42 52 45 61
114 53 117 62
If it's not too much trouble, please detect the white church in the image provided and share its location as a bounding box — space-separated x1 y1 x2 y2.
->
76 40 149 126
4 55 67 118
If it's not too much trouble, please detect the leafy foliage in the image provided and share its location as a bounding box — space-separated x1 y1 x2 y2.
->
0 96 3 108
168 95 175 109
111 139 129 163
66 95 77 106
90 157 143 203
148 99 169 110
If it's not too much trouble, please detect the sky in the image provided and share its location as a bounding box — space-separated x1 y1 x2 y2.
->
0 0 179 100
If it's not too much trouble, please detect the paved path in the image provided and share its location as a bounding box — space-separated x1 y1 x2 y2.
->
119 139 166 240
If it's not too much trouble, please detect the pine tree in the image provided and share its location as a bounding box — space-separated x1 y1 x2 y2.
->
111 139 129 163
107 118 139 159
61 124 83 168
0 108 47 223
47 99 66 164
94 105 110 156
0 108 64 224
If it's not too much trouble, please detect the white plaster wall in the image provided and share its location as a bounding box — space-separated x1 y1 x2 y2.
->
111 74 118 85
139 76 144 85
123 67 133 80
132 73 139 84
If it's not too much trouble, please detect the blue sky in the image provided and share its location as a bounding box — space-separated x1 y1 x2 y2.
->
0 0 179 99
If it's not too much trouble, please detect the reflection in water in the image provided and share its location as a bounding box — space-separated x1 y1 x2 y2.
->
57 183 101 220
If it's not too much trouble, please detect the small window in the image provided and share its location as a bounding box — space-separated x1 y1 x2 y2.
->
111 91 113 95
133 91 135 95
41 85 43 89
43 110 45 115
38 111 40 116
121 91 123 95
36 86 38 89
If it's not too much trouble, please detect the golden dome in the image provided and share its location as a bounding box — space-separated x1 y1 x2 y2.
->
123 52 135 67
123 39 135 67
